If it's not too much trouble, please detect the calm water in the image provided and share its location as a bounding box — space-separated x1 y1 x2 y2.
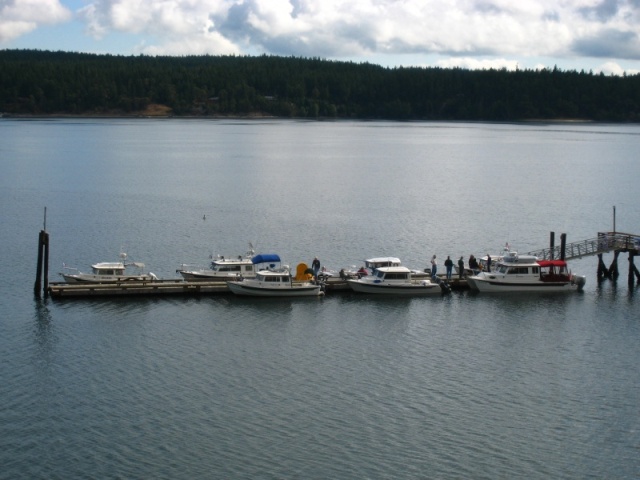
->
1 119 639 479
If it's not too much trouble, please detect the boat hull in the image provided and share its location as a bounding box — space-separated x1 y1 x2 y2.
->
227 281 323 297
467 275 583 293
347 279 443 295
61 274 155 283
178 270 248 282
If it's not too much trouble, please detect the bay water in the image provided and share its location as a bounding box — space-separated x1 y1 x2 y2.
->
1 118 639 479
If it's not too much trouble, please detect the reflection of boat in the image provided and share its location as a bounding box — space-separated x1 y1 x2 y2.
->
60 253 157 283
177 244 260 281
467 252 586 292
227 265 324 297
347 266 447 295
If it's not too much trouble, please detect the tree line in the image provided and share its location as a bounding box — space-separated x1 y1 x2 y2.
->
1 49 639 121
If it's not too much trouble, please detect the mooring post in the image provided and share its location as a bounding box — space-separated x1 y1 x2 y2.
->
34 230 44 297
609 250 620 279
597 253 609 280
560 233 566 261
43 230 50 298
34 207 50 298
629 252 640 286
549 231 555 260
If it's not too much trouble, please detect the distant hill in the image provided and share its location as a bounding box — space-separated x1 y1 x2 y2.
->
1 49 639 121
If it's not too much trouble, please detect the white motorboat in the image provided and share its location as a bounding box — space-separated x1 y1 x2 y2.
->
347 266 448 295
60 253 157 283
466 252 586 292
227 266 324 297
177 245 261 281
358 257 429 278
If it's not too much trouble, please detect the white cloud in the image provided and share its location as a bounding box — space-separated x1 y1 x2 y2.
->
436 57 520 71
3 0 640 74
596 60 640 76
0 0 71 42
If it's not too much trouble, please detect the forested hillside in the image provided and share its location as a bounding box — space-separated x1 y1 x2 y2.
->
1 49 639 121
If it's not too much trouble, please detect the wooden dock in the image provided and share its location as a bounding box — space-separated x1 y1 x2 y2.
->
48 277 468 299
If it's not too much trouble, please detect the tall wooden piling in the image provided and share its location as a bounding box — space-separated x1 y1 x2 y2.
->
34 208 50 298
629 252 640 287
34 230 45 297
609 250 620 279
549 232 555 259
560 233 566 261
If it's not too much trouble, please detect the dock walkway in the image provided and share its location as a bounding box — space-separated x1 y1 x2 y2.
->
526 232 640 261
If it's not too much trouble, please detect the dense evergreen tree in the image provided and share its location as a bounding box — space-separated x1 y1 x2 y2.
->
1 49 639 121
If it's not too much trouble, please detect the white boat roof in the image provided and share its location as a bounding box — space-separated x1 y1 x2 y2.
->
92 262 125 269
212 256 254 265
499 254 539 265
365 257 402 264
377 266 411 273
257 268 290 275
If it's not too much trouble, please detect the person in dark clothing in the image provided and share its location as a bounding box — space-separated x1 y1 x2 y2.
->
312 257 321 276
469 255 479 274
458 256 464 279
486 254 492 272
444 256 453 280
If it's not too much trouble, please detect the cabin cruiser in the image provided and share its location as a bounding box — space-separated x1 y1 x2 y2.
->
177 246 272 281
466 252 586 292
357 257 429 278
347 266 449 295
227 266 324 297
60 253 157 283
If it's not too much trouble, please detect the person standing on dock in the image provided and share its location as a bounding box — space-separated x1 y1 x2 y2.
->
430 255 438 279
469 255 479 274
444 256 453 280
312 257 321 277
458 256 464 280
486 254 492 272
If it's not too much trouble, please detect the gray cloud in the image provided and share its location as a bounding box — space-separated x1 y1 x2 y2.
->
572 28 640 59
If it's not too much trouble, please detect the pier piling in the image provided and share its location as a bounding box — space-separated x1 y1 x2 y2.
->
629 253 640 287
609 250 620 279
33 208 50 298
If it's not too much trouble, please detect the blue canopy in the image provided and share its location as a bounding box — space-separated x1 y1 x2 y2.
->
251 254 281 265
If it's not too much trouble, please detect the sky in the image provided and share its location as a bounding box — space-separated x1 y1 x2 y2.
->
1 0 640 75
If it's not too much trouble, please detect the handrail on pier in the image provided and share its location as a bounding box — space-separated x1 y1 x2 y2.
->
526 232 640 261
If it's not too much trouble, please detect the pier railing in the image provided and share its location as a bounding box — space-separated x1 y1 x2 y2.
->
526 232 640 261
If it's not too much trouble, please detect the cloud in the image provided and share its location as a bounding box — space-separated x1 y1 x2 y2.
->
436 57 520 70
0 0 71 42
4 0 640 74
572 28 640 59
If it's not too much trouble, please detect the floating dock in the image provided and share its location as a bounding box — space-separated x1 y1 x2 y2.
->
47 277 468 299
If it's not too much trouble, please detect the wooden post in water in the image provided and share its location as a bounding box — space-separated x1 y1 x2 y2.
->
629 252 640 287
34 230 44 297
597 253 610 280
609 250 620 279
43 229 49 298
33 208 50 298
549 232 555 260
560 233 566 261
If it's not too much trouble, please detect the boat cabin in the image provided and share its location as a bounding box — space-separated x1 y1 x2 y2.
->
365 257 402 270
372 266 413 282
210 260 255 275
494 258 570 280
255 271 292 283
91 262 126 276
